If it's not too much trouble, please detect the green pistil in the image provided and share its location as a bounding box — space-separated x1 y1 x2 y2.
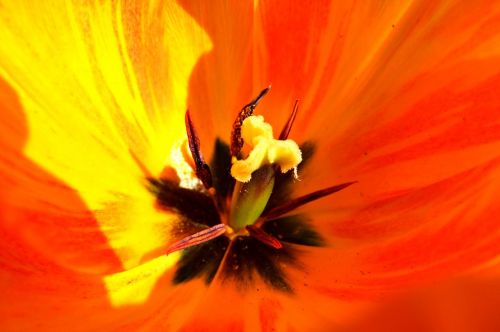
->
229 165 275 230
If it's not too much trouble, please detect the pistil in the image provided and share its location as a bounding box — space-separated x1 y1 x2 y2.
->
229 165 275 230
227 113 303 230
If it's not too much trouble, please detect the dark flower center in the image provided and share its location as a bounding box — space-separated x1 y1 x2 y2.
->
147 88 354 292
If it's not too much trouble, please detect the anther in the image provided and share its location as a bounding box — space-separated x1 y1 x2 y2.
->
230 86 271 157
185 110 213 189
166 223 226 255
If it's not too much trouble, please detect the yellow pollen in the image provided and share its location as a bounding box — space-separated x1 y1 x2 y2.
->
168 140 203 189
230 115 302 182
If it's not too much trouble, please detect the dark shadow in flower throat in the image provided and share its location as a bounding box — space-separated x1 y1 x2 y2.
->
148 178 221 227
263 215 325 247
152 130 322 292
173 236 230 284
221 236 297 293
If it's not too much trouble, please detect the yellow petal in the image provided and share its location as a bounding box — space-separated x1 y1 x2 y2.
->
0 1 211 268
104 254 178 307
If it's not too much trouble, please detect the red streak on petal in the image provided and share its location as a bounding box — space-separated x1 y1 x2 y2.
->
259 298 282 331
166 224 226 254
246 225 282 249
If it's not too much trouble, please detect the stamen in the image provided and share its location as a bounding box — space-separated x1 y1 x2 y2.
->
279 99 299 140
246 225 282 249
230 86 271 157
185 111 213 189
166 223 227 255
169 140 201 189
263 181 357 220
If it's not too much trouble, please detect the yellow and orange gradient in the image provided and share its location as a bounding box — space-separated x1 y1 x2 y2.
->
1 0 500 331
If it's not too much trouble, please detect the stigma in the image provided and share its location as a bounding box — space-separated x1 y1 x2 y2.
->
230 115 302 183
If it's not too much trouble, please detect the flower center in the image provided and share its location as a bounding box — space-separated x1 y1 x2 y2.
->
147 87 355 291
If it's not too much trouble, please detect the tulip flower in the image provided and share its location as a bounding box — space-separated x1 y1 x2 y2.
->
1 1 500 331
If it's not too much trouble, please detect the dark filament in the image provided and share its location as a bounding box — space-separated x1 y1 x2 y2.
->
185 110 212 189
279 99 299 140
230 85 271 157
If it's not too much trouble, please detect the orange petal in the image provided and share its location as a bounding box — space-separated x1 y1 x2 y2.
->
179 0 257 150
283 1 500 195
343 277 500 332
2 0 500 330
0 76 122 274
